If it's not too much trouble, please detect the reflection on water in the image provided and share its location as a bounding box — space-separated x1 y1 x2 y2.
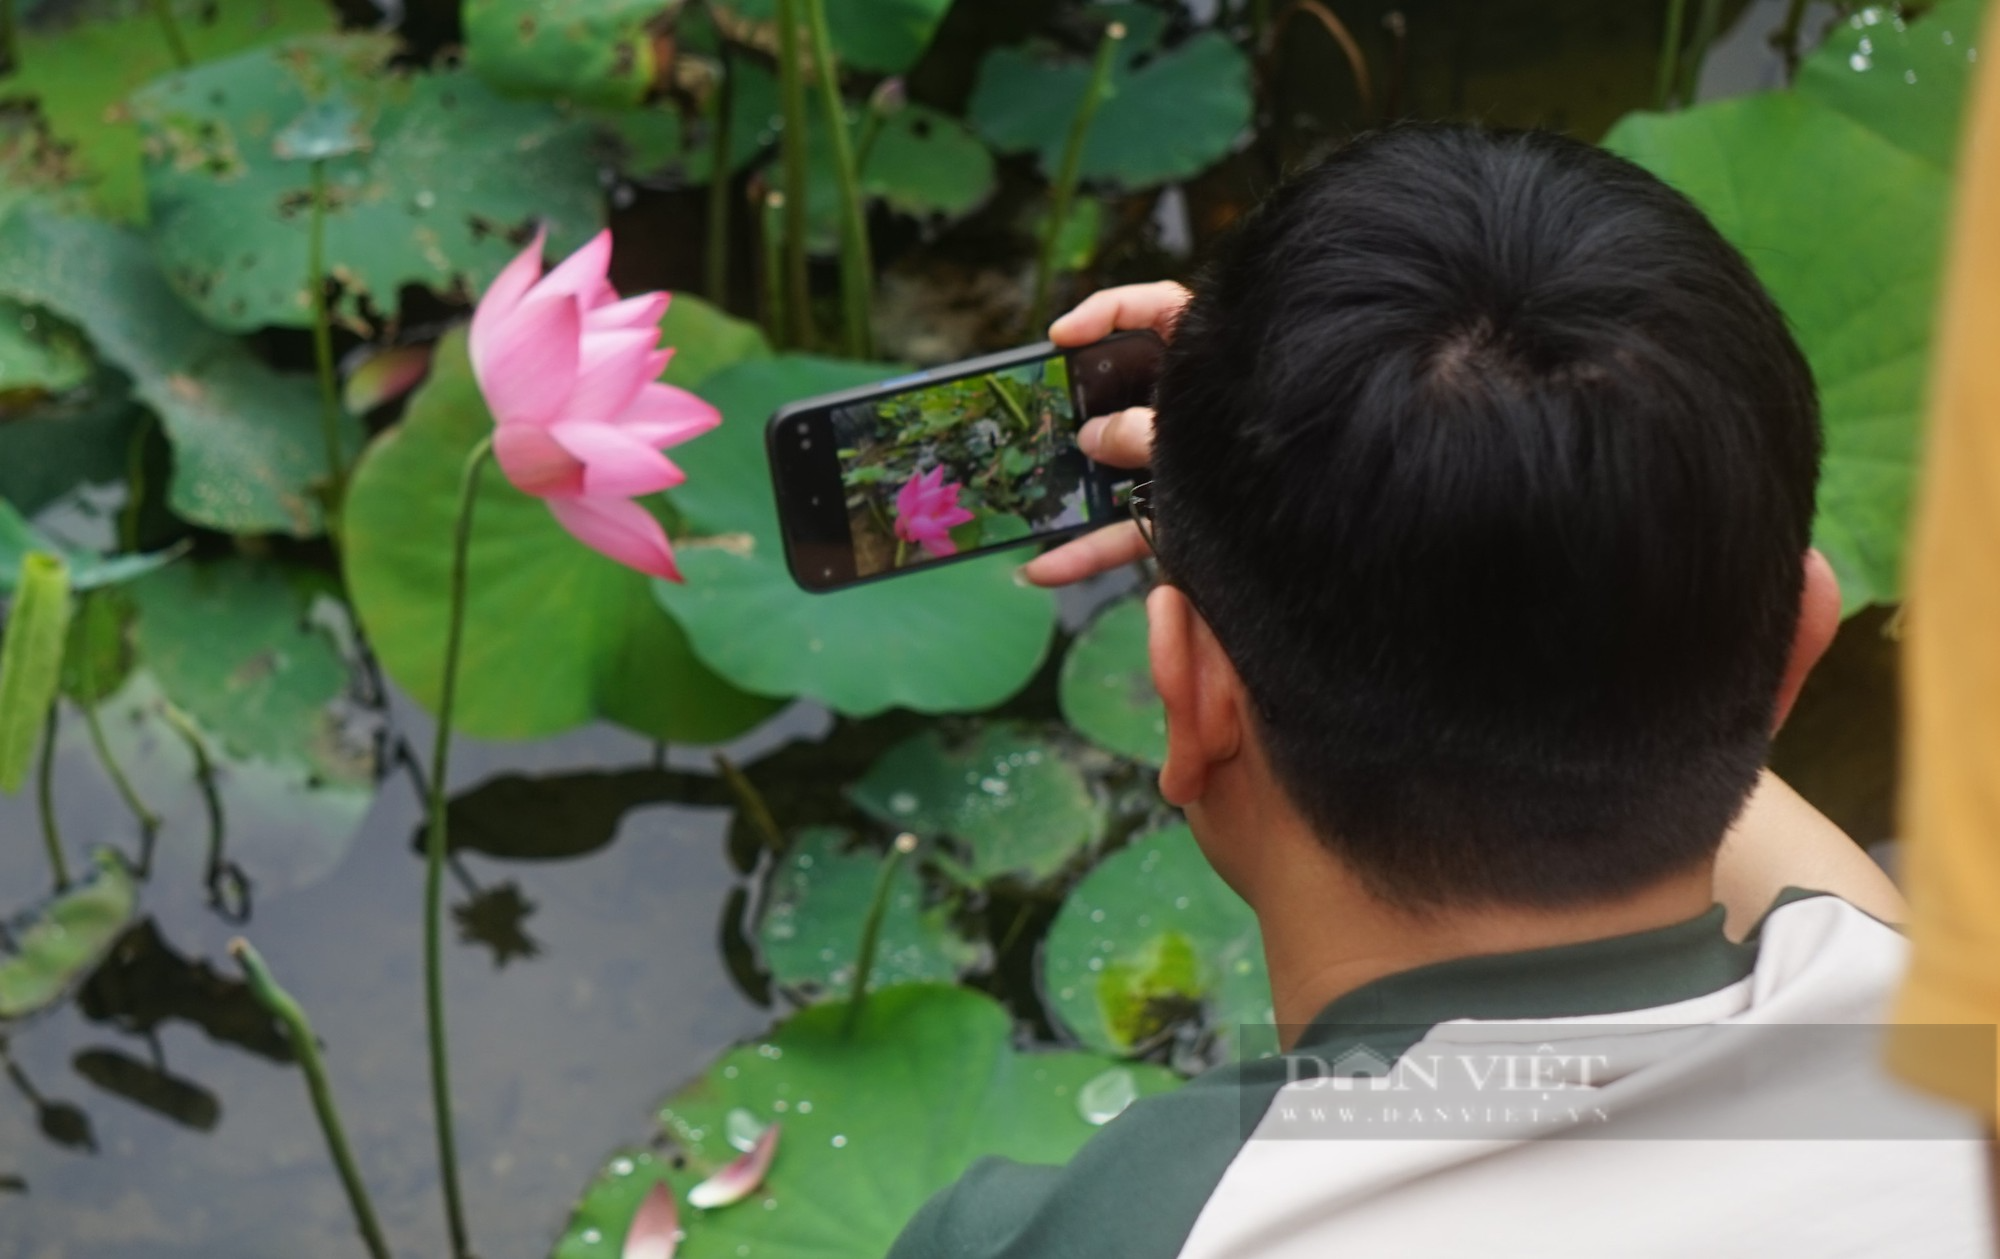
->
0 695 823 1259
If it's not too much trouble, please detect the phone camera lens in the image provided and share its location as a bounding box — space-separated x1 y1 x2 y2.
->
1096 360 1114 374
800 437 812 450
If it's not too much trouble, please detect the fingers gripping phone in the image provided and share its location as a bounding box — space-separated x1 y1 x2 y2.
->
768 332 1165 593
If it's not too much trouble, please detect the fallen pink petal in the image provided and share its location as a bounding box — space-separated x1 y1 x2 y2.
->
685 1122 779 1210
621 1182 682 1259
469 227 719 581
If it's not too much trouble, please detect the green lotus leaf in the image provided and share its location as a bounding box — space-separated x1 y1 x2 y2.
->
788 100 998 252
608 59 782 183
848 723 1103 885
967 28 1252 188
1605 88 1955 612
0 299 90 399
130 34 603 331
552 985 1179 1259
465 0 666 108
0 378 139 518
0 850 138 1021
757 826 986 1001
0 498 178 594
0 208 350 536
6 0 333 222
1796 0 1985 173
654 355 1056 717
124 559 360 781
343 326 781 743
708 0 953 74
1042 821 1270 1062
60 587 137 708
1059 594 1164 765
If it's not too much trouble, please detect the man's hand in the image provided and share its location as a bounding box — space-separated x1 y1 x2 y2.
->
1019 282 1192 587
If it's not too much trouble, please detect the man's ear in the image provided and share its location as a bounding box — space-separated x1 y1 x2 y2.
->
1774 548 1842 732
1148 585 1244 807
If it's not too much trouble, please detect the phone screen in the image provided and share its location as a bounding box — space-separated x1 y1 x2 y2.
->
772 333 1162 592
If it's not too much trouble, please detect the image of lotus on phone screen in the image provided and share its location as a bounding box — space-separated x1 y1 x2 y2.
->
769 332 1163 593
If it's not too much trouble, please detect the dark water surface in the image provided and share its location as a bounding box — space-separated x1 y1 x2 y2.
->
1 697 827 1259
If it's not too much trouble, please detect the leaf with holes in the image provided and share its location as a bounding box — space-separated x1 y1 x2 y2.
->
707 0 953 74
344 326 781 743
0 208 350 536
553 985 1179 1259
757 827 985 1001
1042 822 1270 1062
654 356 1055 717
786 100 997 253
847 724 1103 885
465 0 668 109
131 34 604 331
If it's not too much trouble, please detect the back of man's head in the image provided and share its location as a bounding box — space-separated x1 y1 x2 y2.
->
1151 124 1822 910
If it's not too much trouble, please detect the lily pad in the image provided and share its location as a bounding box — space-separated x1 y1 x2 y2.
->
0 299 91 399
1605 87 1955 611
1041 822 1270 1062
1796 0 1984 173
0 499 177 594
708 0 953 74
553 984 1179 1259
789 100 997 253
5 0 334 222
125 559 362 781
967 25 1253 188
848 724 1103 885
465 0 667 109
1059 595 1164 765
0 207 349 536
757 826 985 1001
343 327 782 744
655 356 1056 717
0 379 140 518
131 34 604 332
0 850 139 1021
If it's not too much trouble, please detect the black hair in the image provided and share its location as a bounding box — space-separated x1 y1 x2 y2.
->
1151 124 1822 908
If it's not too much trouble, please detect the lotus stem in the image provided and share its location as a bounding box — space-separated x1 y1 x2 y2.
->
1772 0 1811 80
159 703 243 917
760 189 787 347
802 0 875 358
1655 0 1687 107
1 0 17 76
704 50 735 306
841 832 917 1037
1274 2 1374 115
230 939 392 1259
145 0 190 68
1028 22 1125 337
82 699 159 836
424 434 492 1259
37 709 69 890
1677 0 1723 107
714 753 785 854
773 0 814 349
307 160 346 529
120 413 153 553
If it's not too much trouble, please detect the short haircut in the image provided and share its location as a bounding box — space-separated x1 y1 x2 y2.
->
1151 124 1822 909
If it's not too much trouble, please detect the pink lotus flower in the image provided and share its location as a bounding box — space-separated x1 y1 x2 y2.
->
470 228 719 582
894 467 976 559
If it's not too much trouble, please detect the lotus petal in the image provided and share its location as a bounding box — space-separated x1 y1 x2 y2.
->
686 1122 779 1210
622 1182 681 1259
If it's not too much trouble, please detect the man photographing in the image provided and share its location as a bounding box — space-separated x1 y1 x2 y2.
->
889 124 1988 1257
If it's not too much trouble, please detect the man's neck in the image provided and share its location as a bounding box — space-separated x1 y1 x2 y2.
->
1250 840 1718 1049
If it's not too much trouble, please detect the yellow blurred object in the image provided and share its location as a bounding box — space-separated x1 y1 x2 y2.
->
1889 0 2000 1128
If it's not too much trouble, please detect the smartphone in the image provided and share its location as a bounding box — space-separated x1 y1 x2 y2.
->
768 331 1165 593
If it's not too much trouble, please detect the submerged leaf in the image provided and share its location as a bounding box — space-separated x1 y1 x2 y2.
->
622 1182 682 1259
685 1122 779 1210
0 850 139 1020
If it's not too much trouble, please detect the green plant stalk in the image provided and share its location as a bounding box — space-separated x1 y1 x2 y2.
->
119 412 153 553
36 709 69 890
1677 0 1724 108
841 833 916 1037
985 373 1033 433
307 160 346 528
760 190 788 347
1 0 17 76
81 699 159 835
1655 0 1689 108
704 52 736 305
1028 22 1126 336
1773 0 1811 80
231 939 392 1259
715 753 785 854
425 434 493 1259
145 0 191 68
855 113 886 170
773 0 814 349
0 552 73 796
159 702 229 892
803 0 875 358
